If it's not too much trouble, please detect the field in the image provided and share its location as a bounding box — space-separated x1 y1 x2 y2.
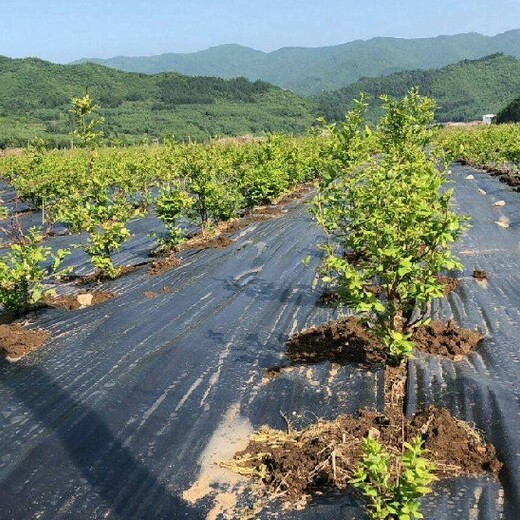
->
0 95 519 519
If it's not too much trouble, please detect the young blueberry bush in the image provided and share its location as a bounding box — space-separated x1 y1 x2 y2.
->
351 436 436 520
155 182 193 252
0 226 70 311
315 89 467 361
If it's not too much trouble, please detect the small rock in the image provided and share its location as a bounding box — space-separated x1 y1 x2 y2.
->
466 174 475 180
494 200 506 207
478 188 487 195
495 221 509 228
368 428 381 440
77 293 94 307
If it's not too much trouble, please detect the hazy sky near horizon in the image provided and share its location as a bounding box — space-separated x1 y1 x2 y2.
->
2 0 520 63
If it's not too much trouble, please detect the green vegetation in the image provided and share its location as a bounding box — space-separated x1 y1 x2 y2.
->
316 54 520 123
0 56 315 148
352 436 436 520
0 95 322 279
314 90 466 361
75 29 520 95
436 124 520 169
497 95 520 123
0 227 69 311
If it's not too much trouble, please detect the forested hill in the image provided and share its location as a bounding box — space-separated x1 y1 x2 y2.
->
74 30 520 94
315 54 520 123
0 56 315 147
497 95 520 122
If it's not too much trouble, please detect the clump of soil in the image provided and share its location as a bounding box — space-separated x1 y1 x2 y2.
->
286 317 390 367
408 408 502 476
74 265 141 285
148 255 181 276
473 270 488 281
287 318 483 367
264 365 284 380
252 206 284 218
194 235 234 250
44 291 114 310
436 275 461 295
0 324 50 360
317 290 341 306
144 286 172 299
413 320 483 359
224 406 501 503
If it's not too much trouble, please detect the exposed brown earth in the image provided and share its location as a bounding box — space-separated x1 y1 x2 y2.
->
144 286 172 299
436 275 461 295
44 291 114 310
286 317 483 367
473 269 488 281
225 405 501 504
0 323 50 360
413 320 484 359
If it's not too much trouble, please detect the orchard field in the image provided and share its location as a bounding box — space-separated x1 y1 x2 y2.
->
0 92 519 519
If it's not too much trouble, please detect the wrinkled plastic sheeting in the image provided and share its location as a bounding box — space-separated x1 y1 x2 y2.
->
0 197 383 519
0 165 517 519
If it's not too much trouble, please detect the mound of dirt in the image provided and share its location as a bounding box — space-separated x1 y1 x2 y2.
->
225 406 501 503
286 317 390 367
317 290 341 306
0 324 50 360
144 286 172 299
148 255 181 276
436 275 461 295
45 291 114 310
413 320 483 359
287 318 483 367
408 408 502 476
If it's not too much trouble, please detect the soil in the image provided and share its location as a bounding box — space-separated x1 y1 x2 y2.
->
286 317 390 367
144 286 172 299
251 206 284 218
0 323 50 360
148 255 181 276
44 291 114 310
286 318 483 367
473 270 488 281
460 160 520 192
413 320 483 359
225 405 501 503
407 408 502 476
73 264 143 285
317 290 341 306
436 275 461 295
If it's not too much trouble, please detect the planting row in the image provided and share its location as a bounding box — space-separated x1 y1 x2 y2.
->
220 90 503 519
0 95 324 312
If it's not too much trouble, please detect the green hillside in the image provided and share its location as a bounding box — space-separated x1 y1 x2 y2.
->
315 54 520 123
0 56 315 148
74 30 520 95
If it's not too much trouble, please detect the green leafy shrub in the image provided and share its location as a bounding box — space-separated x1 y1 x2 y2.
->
181 144 243 232
0 227 70 311
315 89 467 361
155 184 193 251
351 436 436 520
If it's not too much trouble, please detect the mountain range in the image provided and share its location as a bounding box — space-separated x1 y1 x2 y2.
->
0 56 314 148
316 53 520 122
74 30 520 95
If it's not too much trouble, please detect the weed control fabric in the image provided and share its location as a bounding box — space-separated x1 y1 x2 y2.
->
0 164 518 519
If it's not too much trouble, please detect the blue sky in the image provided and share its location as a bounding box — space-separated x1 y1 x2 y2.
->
2 0 520 63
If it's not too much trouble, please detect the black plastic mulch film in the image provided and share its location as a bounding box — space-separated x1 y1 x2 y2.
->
0 164 517 519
